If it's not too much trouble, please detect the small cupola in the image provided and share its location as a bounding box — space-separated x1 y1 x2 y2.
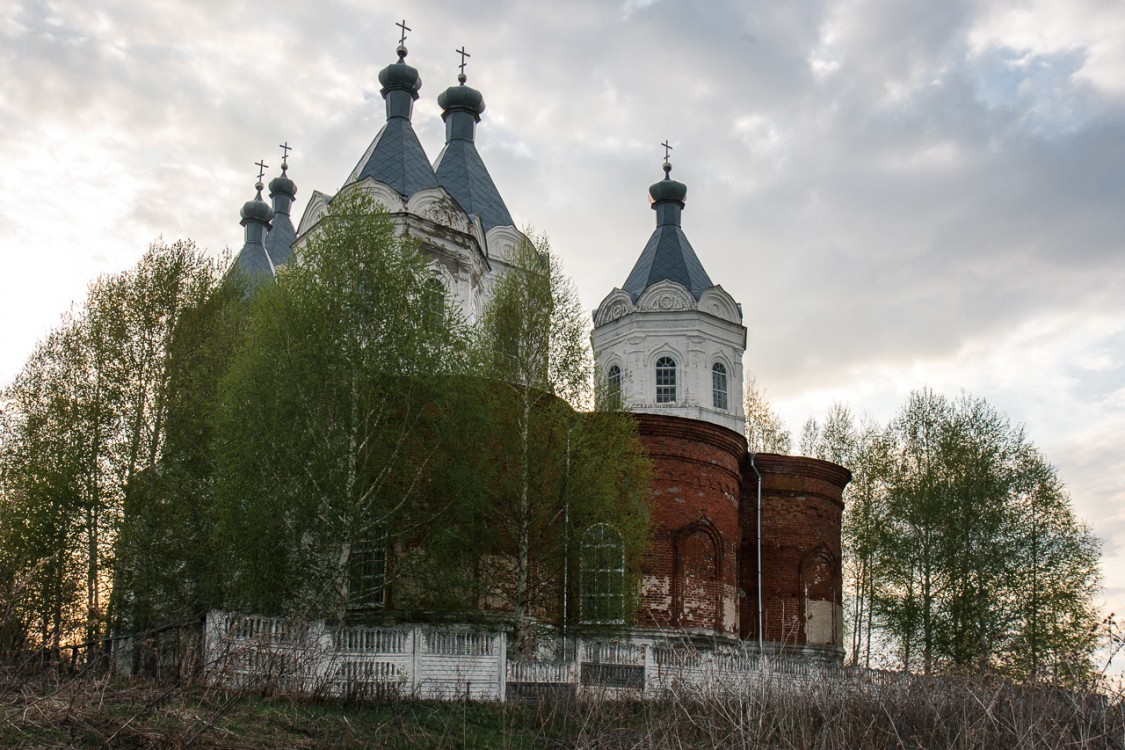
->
649 161 688 227
265 144 298 270
438 54 485 143
268 159 297 217
240 180 274 237
231 163 278 286
379 45 422 120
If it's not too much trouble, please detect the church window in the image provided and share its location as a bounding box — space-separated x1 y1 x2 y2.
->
580 523 625 624
712 362 728 410
607 364 622 410
423 277 445 326
348 528 386 609
655 357 677 404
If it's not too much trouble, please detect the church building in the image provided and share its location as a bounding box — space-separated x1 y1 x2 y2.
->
231 36 851 661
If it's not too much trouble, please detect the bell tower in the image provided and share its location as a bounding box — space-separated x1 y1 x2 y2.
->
592 157 746 435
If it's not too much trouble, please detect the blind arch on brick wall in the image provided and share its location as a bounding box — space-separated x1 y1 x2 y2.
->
799 544 839 646
579 523 626 624
672 518 723 632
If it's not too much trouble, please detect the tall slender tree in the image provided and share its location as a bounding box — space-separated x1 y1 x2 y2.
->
0 240 219 650
744 376 791 454
806 390 1101 680
471 234 650 653
213 192 473 622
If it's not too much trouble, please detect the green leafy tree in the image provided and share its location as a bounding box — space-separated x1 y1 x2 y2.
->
471 235 650 654
213 192 473 622
110 278 248 630
0 240 219 650
744 376 791 454
802 404 892 668
810 389 1101 680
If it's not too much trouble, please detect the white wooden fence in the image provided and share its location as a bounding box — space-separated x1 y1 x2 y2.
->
203 610 835 702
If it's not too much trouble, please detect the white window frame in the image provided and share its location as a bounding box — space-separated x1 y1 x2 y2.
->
712 362 728 410
655 356 677 404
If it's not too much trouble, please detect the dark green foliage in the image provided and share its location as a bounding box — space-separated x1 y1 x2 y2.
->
213 192 473 622
112 281 248 630
0 240 220 650
804 390 1101 682
2 196 652 653
461 236 651 651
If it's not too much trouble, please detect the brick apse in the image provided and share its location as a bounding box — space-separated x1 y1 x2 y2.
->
634 413 851 660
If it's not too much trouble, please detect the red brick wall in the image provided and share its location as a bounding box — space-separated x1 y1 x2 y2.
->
634 414 745 637
739 454 850 646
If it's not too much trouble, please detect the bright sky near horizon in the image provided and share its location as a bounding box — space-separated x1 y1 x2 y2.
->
2 0 1124 660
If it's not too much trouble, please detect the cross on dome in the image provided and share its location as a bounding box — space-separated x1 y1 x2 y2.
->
278 141 292 167
396 19 411 46
456 46 471 82
255 159 269 183
661 140 673 163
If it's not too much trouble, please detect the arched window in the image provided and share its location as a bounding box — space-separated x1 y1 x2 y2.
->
655 356 676 404
423 277 445 326
607 364 622 410
348 526 386 610
580 523 625 624
712 362 728 410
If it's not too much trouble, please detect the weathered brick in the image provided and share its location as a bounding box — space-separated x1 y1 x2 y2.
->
632 415 850 650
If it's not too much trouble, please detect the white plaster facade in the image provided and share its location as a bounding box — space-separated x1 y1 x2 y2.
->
294 179 527 326
593 280 747 435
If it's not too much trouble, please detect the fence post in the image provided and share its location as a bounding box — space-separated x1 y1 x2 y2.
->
497 631 507 702
409 624 421 696
642 643 653 697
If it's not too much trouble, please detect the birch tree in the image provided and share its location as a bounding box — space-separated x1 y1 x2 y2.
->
472 235 650 654
744 376 791 454
214 192 472 622
0 240 218 650
807 390 1101 680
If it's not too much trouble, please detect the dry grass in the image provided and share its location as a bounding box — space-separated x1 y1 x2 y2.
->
1 664 1122 749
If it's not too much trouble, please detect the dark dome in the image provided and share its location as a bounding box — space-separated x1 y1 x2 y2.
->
649 164 687 206
438 82 485 116
379 46 422 98
269 167 297 198
240 187 275 225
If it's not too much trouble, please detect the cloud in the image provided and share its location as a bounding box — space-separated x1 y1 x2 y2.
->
2 0 1125 632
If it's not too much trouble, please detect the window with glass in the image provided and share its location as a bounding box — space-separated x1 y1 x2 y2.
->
423 277 445 326
655 357 676 404
712 362 728 410
580 523 626 624
607 364 622 410
348 528 386 609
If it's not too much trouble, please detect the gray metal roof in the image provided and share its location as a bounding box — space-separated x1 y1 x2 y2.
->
621 225 713 302
352 118 439 198
264 212 295 269
230 241 274 289
433 140 513 233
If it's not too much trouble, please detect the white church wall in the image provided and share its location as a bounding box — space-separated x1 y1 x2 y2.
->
592 283 747 435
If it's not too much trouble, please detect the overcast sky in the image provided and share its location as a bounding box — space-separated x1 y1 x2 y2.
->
3 0 1124 649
